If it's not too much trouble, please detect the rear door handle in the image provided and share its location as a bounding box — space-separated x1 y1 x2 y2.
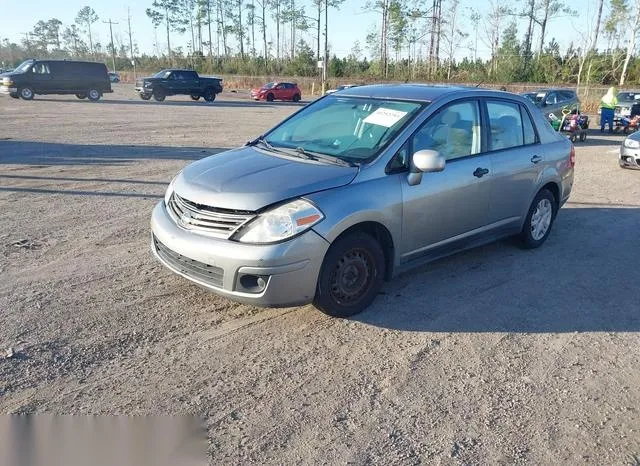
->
531 155 543 164
473 167 489 178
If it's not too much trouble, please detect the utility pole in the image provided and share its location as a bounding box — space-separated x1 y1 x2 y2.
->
103 18 118 72
127 8 136 80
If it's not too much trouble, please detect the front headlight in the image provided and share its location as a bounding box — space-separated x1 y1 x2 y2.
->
233 199 324 244
624 138 640 149
164 173 180 205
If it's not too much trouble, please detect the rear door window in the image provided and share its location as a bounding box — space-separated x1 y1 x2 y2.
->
520 106 538 145
487 101 525 150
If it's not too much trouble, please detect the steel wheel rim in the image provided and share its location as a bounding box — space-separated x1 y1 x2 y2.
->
21 88 32 99
89 90 99 100
329 248 374 305
531 198 553 240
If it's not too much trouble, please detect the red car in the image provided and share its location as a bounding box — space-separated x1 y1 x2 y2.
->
251 82 301 102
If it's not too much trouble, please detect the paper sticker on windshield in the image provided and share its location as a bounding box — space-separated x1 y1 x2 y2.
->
363 108 408 127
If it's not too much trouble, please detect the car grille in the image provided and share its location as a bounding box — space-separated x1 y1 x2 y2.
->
153 235 224 288
167 193 255 239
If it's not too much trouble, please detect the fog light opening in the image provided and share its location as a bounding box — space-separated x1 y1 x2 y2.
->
238 274 268 293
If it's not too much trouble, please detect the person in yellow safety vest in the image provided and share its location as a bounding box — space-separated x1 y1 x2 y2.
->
600 86 618 133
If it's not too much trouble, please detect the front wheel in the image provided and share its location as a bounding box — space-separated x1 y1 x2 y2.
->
140 93 152 101
190 94 201 101
76 93 87 99
153 89 166 102
87 89 101 102
19 87 34 100
266 93 274 102
518 189 557 249
313 232 385 318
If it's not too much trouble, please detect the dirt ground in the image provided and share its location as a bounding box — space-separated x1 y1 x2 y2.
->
1 84 639 465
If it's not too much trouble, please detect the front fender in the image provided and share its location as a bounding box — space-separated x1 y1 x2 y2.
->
307 174 403 264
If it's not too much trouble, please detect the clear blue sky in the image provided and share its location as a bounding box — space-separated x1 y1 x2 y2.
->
0 0 604 60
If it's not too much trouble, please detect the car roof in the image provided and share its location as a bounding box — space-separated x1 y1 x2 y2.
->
338 84 489 102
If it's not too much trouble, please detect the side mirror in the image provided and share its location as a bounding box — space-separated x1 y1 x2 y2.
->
413 150 446 172
408 150 445 186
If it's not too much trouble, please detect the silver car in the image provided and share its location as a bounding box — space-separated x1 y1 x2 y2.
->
151 85 575 317
620 131 640 169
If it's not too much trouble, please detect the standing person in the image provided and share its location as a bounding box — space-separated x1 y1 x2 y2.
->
600 86 618 132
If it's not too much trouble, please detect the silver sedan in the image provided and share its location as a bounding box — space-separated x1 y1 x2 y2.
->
151 85 575 317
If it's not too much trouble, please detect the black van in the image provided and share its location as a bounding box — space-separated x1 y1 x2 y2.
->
0 59 112 101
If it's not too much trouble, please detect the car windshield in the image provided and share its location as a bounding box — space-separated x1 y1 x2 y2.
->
153 70 171 78
14 60 34 72
523 92 544 104
265 96 424 163
263 82 275 89
617 92 638 101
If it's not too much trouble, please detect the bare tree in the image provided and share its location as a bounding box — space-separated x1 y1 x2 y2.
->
483 0 510 76
75 6 99 57
536 0 576 56
620 0 640 84
146 0 185 59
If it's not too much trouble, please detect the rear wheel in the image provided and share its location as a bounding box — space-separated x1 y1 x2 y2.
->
292 93 301 102
203 88 216 102
313 232 385 318
19 87 34 100
76 93 87 99
153 88 166 102
518 189 557 249
190 94 201 101
266 93 274 102
87 89 100 102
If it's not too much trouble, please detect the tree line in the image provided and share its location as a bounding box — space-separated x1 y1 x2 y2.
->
2 0 640 87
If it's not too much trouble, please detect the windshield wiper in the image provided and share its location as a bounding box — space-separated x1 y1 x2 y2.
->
292 147 357 168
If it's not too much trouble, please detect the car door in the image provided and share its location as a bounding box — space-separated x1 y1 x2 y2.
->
165 71 178 93
485 99 543 228
29 62 53 93
182 70 199 94
398 99 493 261
274 83 285 99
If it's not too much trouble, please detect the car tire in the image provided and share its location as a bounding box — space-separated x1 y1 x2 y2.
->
266 93 274 102
203 88 216 102
293 94 301 102
153 89 166 102
76 93 87 99
140 93 152 101
190 94 201 101
10 93 19 99
87 89 101 102
19 86 34 100
518 189 557 249
313 232 385 318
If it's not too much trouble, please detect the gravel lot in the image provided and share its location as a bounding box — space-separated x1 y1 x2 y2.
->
1 84 639 465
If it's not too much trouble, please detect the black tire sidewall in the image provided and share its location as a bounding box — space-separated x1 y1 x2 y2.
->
266 93 274 102
520 189 557 249
314 232 385 318
153 89 165 101
190 95 201 101
87 89 100 102
140 94 151 100
203 88 215 101
20 87 34 100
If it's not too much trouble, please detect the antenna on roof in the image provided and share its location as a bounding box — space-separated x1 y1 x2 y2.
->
475 80 484 88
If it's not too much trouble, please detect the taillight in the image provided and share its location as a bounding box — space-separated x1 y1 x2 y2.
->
569 144 576 168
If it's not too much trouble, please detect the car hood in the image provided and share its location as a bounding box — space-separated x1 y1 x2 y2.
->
173 146 358 211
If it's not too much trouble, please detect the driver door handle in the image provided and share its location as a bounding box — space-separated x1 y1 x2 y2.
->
473 167 489 178
531 155 543 164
